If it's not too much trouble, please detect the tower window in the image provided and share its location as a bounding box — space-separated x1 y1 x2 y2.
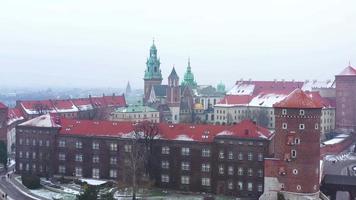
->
295 138 300 144
282 123 288 129
297 185 302 191
299 110 305 116
299 124 305 130
282 109 287 115
291 150 297 158
154 67 157 72
293 169 298 175
315 123 319 130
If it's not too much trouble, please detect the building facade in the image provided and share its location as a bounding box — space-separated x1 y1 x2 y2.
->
109 105 160 123
16 114 272 199
260 89 322 200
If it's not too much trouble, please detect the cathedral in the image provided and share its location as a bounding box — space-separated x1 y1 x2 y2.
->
143 41 226 123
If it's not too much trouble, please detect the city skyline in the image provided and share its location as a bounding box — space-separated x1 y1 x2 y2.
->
1 0 355 89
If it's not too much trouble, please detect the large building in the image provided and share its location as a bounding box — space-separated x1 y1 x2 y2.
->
260 89 322 200
109 104 160 123
16 114 273 199
214 80 335 138
143 41 225 123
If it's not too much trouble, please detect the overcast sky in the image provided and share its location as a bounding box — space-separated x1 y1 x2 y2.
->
0 0 355 90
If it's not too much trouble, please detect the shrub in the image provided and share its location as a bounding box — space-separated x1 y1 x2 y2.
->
22 174 41 189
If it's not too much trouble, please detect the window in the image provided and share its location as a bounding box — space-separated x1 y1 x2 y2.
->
293 169 298 175
248 168 253 176
59 153 66 161
181 147 190 156
32 164 36 172
26 151 29 158
291 150 297 158
26 163 29 171
46 140 50 147
238 181 243 191
76 141 82 149
161 146 170 154
32 152 36 159
282 109 287 115
238 153 243 160
299 124 305 130
110 157 117 165
161 161 169 169
219 150 224 159
201 178 210 186
299 110 305 116
228 166 234 175
58 140 65 148
181 176 190 184
258 169 263 177
110 143 117 151
201 163 210 172
282 123 288 129
258 153 263 161
315 123 319 130
75 167 82 177
19 151 23 158
92 168 100 179
124 144 132 152
258 184 263 192
110 169 117 178
92 142 99 150
295 138 300 145
248 182 253 191
59 165 66 174
181 162 190 171
75 154 83 162
297 185 301 191
248 152 253 161
19 163 23 170
26 139 29 145
218 165 224 174
92 155 99 163
228 151 233 160
161 174 169 183
202 148 210 157
32 139 36 146
228 181 233 190
39 140 43 146
19 139 23 145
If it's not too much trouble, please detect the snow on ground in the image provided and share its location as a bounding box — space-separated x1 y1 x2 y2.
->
322 138 345 145
30 188 61 200
80 178 107 186
324 152 356 162
8 159 15 167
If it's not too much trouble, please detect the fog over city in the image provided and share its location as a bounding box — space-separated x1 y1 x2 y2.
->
1 0 356 89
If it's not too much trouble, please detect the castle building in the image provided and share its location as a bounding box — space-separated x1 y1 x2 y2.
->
335 63 356 131
143 41 163 103
260 89 322 200
109 104 160 123
16 114 273 199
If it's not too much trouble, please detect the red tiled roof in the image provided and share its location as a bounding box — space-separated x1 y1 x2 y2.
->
57 118 272 142
306 91 334 108
51 100 77 111
0 102 7 109
7 108 24 125
337 66 356 76
20 100 55 113
102 95 126 107
274 89 323 109
217 95 251 105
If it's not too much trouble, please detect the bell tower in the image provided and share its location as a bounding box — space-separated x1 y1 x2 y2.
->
143 40 163 103
166 67 180 123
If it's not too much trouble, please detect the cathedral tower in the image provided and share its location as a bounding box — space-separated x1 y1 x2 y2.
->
143 40 163 103
166 67 180 123
181 58 197 88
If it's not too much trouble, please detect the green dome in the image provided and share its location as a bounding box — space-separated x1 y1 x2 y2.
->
217 81 226 93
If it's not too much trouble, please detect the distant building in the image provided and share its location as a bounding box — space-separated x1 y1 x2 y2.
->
109 104 160 123
15 114 273 199
335 64 356 131
143 41 224 123
125 81 132 96
260 89 322 200
0 103 8 145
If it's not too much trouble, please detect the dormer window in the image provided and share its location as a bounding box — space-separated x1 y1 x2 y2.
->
299 124 305 130
282 109 287 115
299 110 305 116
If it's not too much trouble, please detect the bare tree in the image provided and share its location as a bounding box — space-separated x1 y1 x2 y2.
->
33 102 49 115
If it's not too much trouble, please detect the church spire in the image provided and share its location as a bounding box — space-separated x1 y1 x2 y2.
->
144 40 162 81
182 58 197 88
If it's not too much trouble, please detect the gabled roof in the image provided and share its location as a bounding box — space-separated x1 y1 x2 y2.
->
51 100 79 113
19 113 61 128
7 108 24 126
273 89 323 109
168 67 179 80
337 66 356 76
71 98 93 111
20 100 56 115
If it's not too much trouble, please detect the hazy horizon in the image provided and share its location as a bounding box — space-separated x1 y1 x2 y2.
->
1 0 356 90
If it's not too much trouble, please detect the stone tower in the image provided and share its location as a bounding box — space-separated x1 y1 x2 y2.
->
143 40 163 103
181 58 197 88
335 63 356 131
166 67 180 123
260 89 322 200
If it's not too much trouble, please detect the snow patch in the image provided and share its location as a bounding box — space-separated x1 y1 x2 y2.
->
175 134 194 141
80 178 107 186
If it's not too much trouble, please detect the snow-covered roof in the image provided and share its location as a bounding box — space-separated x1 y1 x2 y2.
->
227 84 255 95
249 93 287 107
302 80 334 91
7 108 24 126
323 138 346 145
19 114 61 128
